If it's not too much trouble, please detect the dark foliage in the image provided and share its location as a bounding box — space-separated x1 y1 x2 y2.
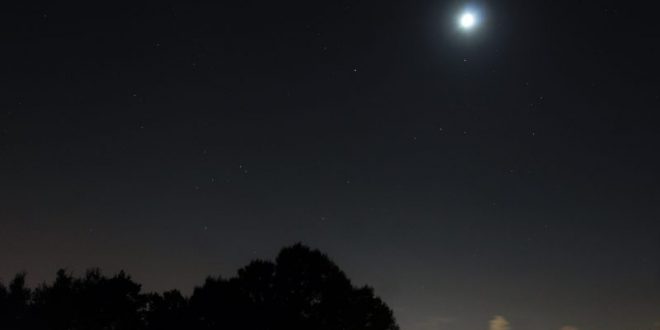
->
0 244 398 330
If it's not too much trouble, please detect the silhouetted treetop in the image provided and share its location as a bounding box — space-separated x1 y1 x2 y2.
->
0 244 399 330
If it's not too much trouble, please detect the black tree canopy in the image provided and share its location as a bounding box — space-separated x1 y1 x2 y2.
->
0 244 399 330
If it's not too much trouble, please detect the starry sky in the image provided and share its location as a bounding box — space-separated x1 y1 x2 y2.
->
1 1 660 329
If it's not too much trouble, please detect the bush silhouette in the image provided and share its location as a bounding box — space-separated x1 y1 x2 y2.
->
0 244 399 330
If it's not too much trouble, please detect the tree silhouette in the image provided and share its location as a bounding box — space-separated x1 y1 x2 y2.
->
143 290 189 330
271 244 397 330
0 273 32 330
31 269 77 330
0 244 399 330
30 269 145 330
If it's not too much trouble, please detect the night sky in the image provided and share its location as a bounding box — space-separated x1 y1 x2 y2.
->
2 1 660 329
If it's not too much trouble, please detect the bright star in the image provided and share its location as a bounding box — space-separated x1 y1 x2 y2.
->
460 12 476 29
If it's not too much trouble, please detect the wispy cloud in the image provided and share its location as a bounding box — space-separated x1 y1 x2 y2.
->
489 315 511 330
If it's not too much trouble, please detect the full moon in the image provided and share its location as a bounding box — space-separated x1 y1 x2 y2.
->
459 12 476 29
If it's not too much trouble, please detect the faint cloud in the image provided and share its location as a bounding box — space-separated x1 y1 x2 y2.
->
560 326 579 330
489 315 511 330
